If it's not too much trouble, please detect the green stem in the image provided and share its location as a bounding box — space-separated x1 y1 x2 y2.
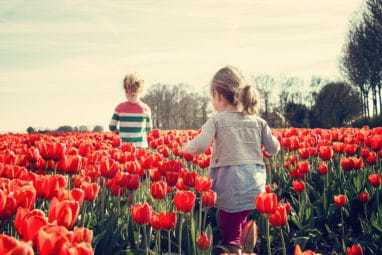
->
157 230 161 255
179 214 184 255
265 216 271 255
203 208 208 230
168 230 171 254
340 208 346 254
199 197 203 232
143 224 149 255
280 228 286 255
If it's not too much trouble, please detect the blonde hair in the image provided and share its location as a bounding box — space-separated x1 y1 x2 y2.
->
211 66 258 115
123 73 144 96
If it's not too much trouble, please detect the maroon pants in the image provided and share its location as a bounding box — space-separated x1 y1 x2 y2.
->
217 209 251 247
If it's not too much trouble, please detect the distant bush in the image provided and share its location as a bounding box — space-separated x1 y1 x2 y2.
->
351 115 382 128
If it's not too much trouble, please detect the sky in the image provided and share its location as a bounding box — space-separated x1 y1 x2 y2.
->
0 0 363 132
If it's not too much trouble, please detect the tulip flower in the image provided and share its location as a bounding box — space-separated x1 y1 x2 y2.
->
255 192 278 214
48 198 80 229
368 173 381 187
14 208 48 242
294 244 316 255
173 190 196 213
333 194 348 207
195 175 212 193
201 190 217 208
347 244 363 255
269 204 288 227
0 234 34 255
131 202 152 225
318 162 329 175
292 180 305 193
318 146 333 161
150 181 168 200
196 232 211 250
358 191 369 203
150 211 177 230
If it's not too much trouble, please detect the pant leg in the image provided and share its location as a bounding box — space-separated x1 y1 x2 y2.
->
218 209 251 247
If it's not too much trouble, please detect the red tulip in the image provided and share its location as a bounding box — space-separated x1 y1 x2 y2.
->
333 142 345 153
73 227 93 244
333 194 348 207
99 157 119 178
182 170 197 187
201 190 217 208
119 173 140 190
48 198 80 229
195 175 212 193
196 232 211 250
61 242 93 255
173 190 196 213
318 146 333 161
265 184 272 193
131 202 152 225
358 192 369 203
368 173 381 187
150 211 177 230
15 207 48 241
360 147 370 159
56 188 85 205
347 244 363 255
80 182 100 201
165 171 180 187
294 244 316 255
297 161 310 174
298 148 310 160
148 168 162 182
255 192 278 214
344 144 358 156
366 151 377 164
0 189 5 213
292 180 305 193
269 204 288 227
34 174 67 200
352 158 364 170
318 162 328 175
150 181 168 200
36 225 72 255
0 234 34 255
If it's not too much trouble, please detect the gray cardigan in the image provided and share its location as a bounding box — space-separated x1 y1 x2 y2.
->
184 111 280 167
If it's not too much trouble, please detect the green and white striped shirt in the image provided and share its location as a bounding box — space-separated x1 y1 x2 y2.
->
109 100 152 148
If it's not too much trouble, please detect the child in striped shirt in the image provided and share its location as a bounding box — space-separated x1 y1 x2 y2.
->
109 73 152 148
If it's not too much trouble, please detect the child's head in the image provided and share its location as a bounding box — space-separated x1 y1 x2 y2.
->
210 66 258 115
123 73 144 98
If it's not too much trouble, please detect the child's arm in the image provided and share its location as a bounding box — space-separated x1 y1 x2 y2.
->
109 111 119 133
261 122 280 156
183 118 215 155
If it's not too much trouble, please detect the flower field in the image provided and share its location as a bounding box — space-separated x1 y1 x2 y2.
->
0 127 381 255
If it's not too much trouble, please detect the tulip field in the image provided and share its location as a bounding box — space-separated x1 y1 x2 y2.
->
0 127 381 255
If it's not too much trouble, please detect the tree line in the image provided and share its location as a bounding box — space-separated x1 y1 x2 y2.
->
341 0 382 118
142 76 362 130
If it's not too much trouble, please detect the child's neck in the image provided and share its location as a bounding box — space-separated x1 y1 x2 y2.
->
126 95 139 102
220 104 239 112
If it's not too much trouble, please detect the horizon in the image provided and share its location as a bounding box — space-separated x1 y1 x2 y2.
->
0 0 363 132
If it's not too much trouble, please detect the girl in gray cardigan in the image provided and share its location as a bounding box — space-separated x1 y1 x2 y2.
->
184 66 280 254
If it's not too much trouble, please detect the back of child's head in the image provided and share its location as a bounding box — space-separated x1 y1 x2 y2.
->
211 66 258 115
123 73 144 96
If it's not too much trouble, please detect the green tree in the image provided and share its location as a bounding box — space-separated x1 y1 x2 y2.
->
93 125 104 132
284 102 310 128
26 126 35 134
311 82 362 128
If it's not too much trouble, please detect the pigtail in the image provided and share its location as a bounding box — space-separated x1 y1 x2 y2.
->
239 85 258 115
